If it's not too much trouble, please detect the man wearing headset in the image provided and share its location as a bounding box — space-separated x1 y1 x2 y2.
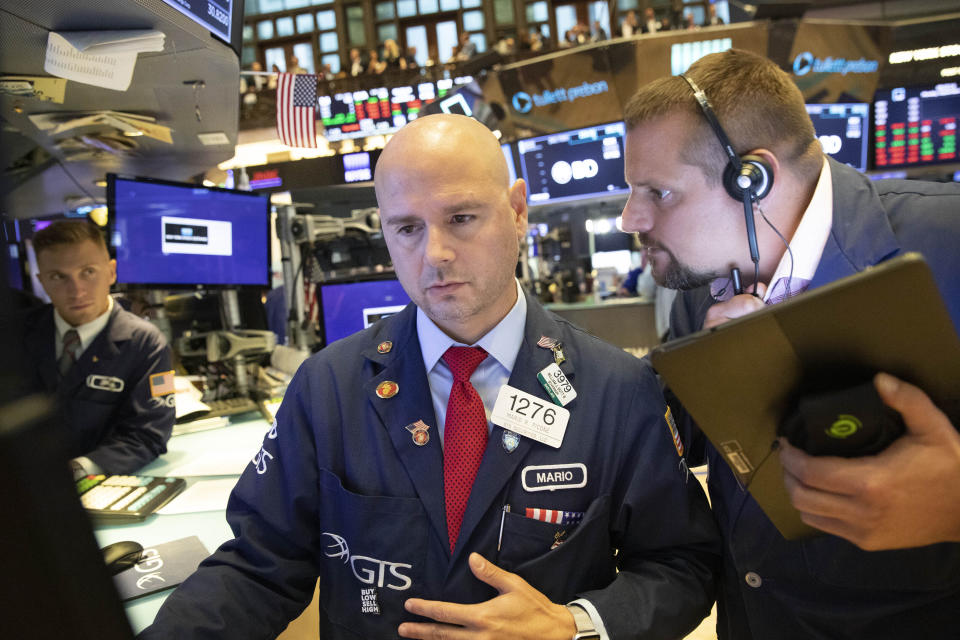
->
620 48 960 639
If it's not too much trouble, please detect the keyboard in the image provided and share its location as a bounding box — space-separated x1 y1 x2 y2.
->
204 396 260 418
77 474 186 522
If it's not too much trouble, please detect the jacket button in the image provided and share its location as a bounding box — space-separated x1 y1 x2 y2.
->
744 571 763 588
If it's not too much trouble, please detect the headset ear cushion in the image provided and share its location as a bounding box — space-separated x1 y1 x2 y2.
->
722 154 774 201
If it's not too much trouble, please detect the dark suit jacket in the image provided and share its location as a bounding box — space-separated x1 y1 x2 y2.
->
143 293 720 639
21 303 174 473
670 158 960 639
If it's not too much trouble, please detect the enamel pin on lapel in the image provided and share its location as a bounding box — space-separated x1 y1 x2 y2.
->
376 381 399 398
377 341 392 354
502 430 520 453
537 335 566 365
405 419 430 446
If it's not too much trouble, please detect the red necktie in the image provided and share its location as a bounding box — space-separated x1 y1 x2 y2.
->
442 346 489 553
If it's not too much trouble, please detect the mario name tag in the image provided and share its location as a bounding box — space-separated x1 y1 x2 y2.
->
491 385 569 449
86 374 124 393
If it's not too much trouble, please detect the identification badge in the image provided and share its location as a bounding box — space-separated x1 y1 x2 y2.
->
491 385 569 448
86 374 124 393
536 363 576 407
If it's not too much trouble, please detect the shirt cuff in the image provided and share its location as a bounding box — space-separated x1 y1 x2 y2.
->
568 599 610 640
72 456 103 479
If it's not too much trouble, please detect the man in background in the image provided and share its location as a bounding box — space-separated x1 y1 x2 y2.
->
620 48 960 639
20 219 174 477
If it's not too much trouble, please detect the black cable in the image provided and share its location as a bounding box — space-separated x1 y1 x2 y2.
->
53 156 99 204
757 202 794 301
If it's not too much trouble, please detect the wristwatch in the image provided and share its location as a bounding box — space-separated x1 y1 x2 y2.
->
567 604 600 640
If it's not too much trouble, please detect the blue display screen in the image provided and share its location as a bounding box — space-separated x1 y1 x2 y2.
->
110 176 270 287
805 103 869 172
320 278 411 344
517 122 629 206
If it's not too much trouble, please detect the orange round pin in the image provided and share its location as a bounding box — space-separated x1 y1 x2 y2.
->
376 380 399 398
377 341 393 354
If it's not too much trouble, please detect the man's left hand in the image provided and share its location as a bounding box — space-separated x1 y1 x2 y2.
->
398 553 577 640
780 372 960 550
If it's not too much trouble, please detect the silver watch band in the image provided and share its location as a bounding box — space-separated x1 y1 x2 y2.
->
567 604 600 640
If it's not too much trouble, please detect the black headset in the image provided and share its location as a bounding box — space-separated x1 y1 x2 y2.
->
680 74 773 272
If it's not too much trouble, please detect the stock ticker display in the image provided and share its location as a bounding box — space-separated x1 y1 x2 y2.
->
319 78 471 141
874 82 959 168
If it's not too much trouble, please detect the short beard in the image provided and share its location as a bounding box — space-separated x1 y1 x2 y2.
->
644 242 719 290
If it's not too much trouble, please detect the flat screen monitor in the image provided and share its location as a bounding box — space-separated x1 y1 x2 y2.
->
318 276 411 345
805 103 869 172
108 174 271 287
502 143 517 185
517 122 629 206
343 152 373 183
319 78 472 141
161 0 235 48
873 82 960 168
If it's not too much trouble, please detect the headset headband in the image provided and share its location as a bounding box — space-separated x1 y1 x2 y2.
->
680 74 742 172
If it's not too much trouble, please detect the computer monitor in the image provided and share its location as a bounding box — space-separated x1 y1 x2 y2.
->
517 122 630 206
318 276 411 345
873 82 960 168
108 174 271 288
0 395 134 639
805 103 869 172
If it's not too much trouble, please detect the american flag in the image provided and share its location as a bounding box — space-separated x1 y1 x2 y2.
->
276 72 318 148
149 370 176 397
525 508 583 525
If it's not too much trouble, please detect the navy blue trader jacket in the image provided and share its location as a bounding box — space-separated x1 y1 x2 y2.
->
669 158 960 639
21 303 174 473
143 293 720 639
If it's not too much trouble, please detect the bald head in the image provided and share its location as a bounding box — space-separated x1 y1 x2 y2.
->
375 115 509 204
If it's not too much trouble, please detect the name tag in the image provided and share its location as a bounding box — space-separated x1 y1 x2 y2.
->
522 463 587 492
86 374 125 393
491 385 569 449
536 363 577 407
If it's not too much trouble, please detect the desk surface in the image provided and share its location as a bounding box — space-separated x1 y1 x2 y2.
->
95 415 271 633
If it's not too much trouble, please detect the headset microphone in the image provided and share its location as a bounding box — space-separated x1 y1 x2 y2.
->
680 74 773 283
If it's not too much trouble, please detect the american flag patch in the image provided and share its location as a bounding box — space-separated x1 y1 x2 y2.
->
149 370 176 397
525 508 583 525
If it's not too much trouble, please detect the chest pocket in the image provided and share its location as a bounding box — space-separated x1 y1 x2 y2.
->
497 495 616 603
315 468 429 638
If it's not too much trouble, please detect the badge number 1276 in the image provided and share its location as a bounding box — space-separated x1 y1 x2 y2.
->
491 385 570 448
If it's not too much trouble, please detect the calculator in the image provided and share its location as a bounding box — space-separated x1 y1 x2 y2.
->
76 474 186 522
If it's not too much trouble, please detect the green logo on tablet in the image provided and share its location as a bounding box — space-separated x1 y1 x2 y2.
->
827 414 861 439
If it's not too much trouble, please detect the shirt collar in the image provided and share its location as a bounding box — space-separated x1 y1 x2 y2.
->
418 279 527 374
710 157 833 302
54 296 114 347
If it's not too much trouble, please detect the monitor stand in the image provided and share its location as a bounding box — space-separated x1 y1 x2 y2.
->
220 288 249 396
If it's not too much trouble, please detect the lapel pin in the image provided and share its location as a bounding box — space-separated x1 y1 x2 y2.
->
377 341 393 354
405 419 430 446
376 380 399 399
537 335 565 365
502 430 520 453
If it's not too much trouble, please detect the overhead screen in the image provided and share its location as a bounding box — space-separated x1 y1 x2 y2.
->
805 103 869 172
517 122 629 206
108 175 270 287
873 82 959 168
320 77 472 141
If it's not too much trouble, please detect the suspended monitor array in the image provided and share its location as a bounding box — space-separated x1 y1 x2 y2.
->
873 82 959 168
805 103 869 172
319 77 473 142
517 121 630 206
108 174 271 288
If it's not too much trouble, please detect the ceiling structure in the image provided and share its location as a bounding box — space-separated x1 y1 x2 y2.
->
0 0 240 219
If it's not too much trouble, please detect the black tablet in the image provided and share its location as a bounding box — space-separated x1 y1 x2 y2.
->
650 253 960 539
